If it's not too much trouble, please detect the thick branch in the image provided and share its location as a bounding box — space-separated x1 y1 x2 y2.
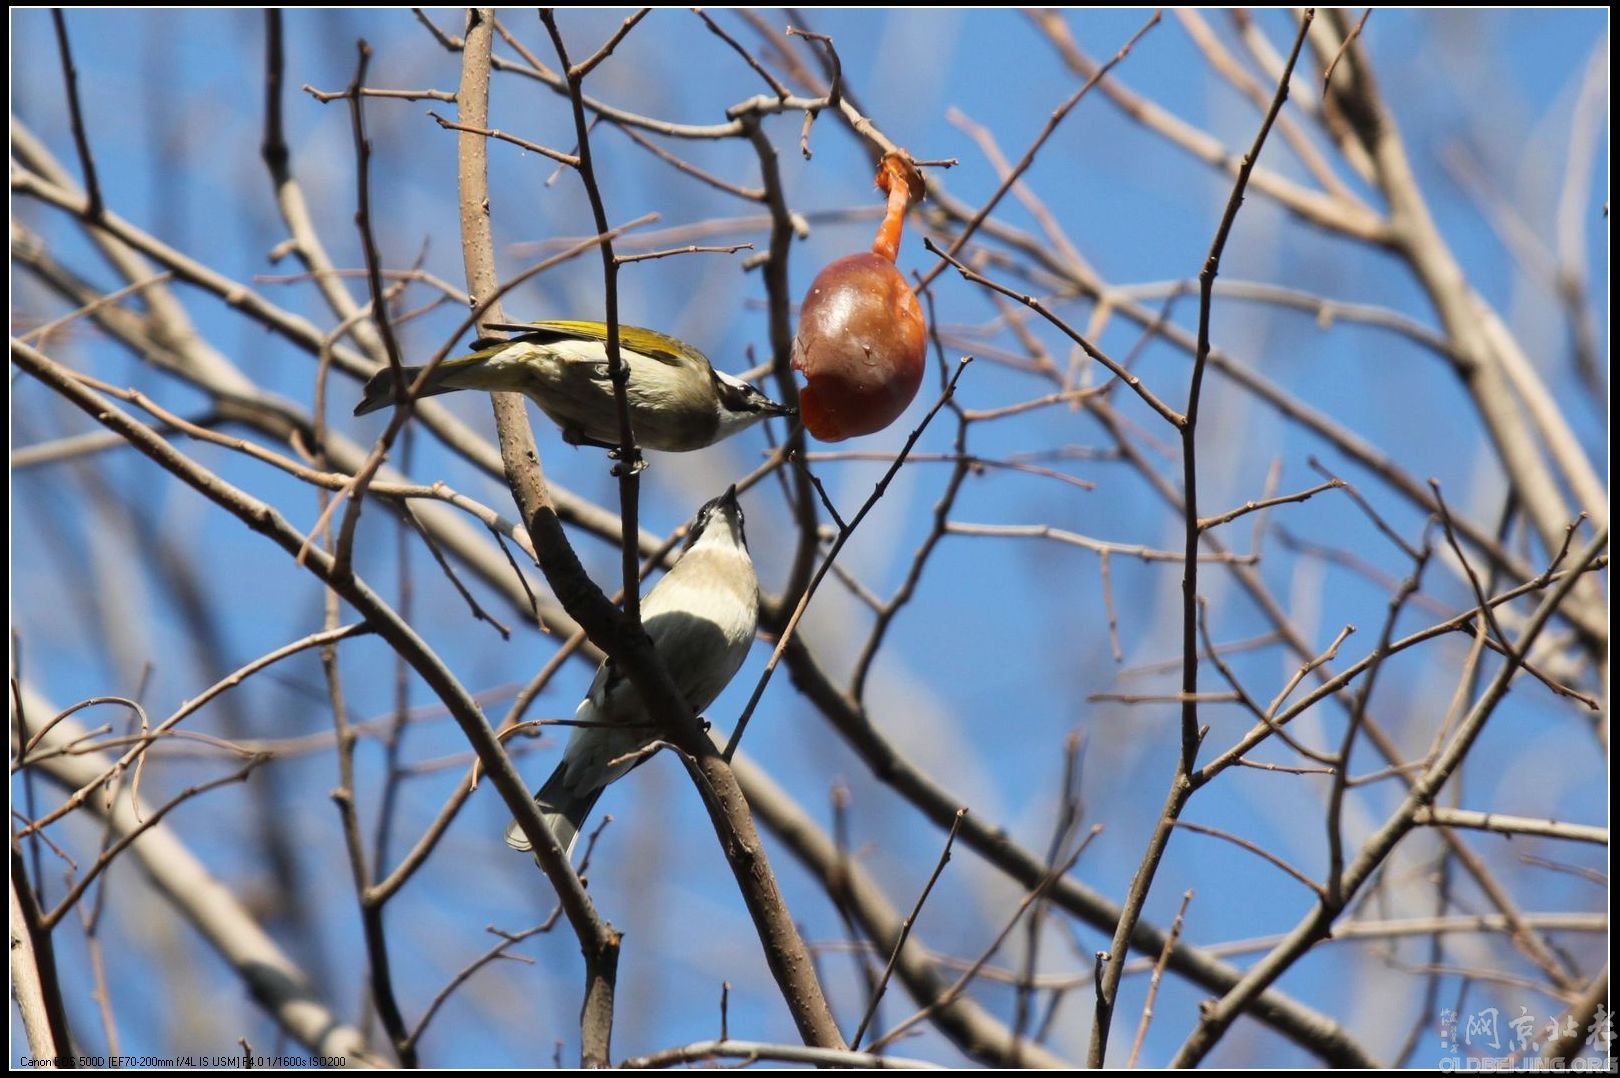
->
454 12 621 1065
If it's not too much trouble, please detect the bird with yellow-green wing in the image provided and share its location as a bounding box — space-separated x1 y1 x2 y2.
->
355 320 793 453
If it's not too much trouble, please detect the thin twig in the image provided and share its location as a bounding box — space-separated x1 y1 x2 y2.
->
1173 820 1324 896
567 7 651 80
1320 8 1372 94
1412 808 1606 847
622 1039 939 1070
850 808 967 1049
1198 479 1344 531
918 12 1161 290
924 239 1183 427
1127 889 1192 1067
1089 14 1314 1064
614 242 753 264
17 272 174 347
1326 540 1430 906
305 83 457 103
542 8 643 618
41 756 269 930
403 919 559 1052
869 828 1101 1053
427 110 578 165
1171 528 1607 1065
724 359 972 759
51 9 101 218
695 8 791 99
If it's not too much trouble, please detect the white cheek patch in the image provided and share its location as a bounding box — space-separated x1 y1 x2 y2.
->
714 407 767 439
714 370 767 410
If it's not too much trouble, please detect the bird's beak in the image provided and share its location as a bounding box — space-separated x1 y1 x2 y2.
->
719 484 740 509
763 397 797 418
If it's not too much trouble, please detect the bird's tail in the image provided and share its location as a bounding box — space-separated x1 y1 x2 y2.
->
504 761 603 860
352 355 494 417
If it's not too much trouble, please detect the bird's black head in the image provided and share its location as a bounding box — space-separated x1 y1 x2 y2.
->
712 370 795 419
684 484 746 552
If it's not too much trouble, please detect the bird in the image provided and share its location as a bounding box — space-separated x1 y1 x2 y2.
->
354 320 793 453
506 484 759 858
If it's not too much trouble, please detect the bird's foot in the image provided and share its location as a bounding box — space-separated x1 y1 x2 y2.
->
611 454 648 477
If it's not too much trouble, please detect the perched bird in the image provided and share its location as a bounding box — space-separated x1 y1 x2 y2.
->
354 320 793 453
506 485 759 858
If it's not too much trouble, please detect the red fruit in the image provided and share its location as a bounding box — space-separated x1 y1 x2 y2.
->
792 152 928 442
792 253 926 441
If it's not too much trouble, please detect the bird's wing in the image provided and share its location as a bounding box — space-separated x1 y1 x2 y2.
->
476 320 691 368
586 600 752 721
551 676 653 806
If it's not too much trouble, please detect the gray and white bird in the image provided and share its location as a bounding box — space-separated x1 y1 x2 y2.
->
506 485 759 857
354 320 793 453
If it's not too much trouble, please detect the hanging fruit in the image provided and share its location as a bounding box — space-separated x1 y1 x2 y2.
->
792 151 927 442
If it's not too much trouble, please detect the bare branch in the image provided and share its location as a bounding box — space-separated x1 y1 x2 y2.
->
17 688 375 1061
50 9 101 217
694 9 791 99
851 808 967 1049
623 1039 939 1070
1091 15 1315 1063
918 12 1161 289
9 853 73 1066
1199 479 1344 531
427 109 579 165
1173 821 1323 896
1171 528 1607 1065
1412 808 1607 847
1127 889 1192 1067
726 359 971 759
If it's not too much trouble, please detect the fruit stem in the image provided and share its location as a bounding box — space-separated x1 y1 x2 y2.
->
871 152 923 264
